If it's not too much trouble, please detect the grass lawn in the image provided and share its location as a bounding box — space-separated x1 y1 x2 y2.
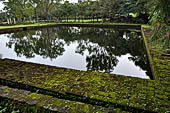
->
0 22 57 30
0 20 146 30
61 18 104 23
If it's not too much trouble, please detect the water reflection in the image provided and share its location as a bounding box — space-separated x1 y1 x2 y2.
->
6 29 65 59
1 27 152 79
0 54 2 59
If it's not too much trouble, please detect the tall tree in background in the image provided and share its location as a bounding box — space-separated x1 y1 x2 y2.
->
2 0 34 18
59 1 76 17
0 10 7 22
2 0 61 20
37 0 61 20
96 0 118 22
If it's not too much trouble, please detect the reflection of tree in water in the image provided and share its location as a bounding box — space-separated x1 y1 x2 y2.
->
6 27 151 77
0 54 2 59
126 32 152 77
85 45 118 73
57 27 151 76
33 29 65 59
73 28 123 73
56 27 123 72
6 29 65 59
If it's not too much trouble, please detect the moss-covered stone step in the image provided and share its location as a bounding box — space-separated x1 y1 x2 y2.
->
142 27 170 82
141 27 170 112
0 85 122 113
0 59 169 112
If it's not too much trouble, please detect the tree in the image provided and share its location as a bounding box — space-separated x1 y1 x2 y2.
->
96 0 118 22
2 0 34 19
116 0 150 23
2 0 61 20
117 0 148 16
36 0 61 20
57 1 76 17
151 0 170 49
0 10 7 22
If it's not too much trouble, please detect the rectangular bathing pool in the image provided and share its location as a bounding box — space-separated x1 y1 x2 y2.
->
0 26 152 79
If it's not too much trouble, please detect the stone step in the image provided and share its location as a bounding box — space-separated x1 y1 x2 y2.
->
0 85 117 113
0 59 169 112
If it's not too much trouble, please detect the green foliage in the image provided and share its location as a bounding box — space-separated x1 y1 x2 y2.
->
1 0 61 20
151 0 170 49
117 0 149 16
0 0 150 23
11 110 20 113
2 0 34 18
0 106 7 113
0 104 20 113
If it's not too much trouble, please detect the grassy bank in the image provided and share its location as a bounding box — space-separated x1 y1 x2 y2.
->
0 22 142 29
0 22 57 30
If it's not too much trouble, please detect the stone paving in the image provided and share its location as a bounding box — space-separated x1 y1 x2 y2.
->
0 85 117 112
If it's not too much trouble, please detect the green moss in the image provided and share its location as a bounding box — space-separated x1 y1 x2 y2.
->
28 93 44 100
4 88 11 93
141 27 155 79
0 85 117 112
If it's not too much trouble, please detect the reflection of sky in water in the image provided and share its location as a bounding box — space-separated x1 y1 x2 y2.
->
0 31 149 79
114 54 148 79
0 34 87 70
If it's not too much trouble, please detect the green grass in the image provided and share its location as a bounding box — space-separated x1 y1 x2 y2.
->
61 19 142 26
61 18 104 23
0 22 57 30
141 24 152 29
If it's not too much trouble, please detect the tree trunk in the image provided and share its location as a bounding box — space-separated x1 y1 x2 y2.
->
97 15 98 22
34 8 38 22
93 16 94 23
75 15 76 22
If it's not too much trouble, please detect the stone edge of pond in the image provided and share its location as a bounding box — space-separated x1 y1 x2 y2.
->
0 23 142 34
57 23 141 29
141 25 170 82
141 26 155 80
0 23 57 34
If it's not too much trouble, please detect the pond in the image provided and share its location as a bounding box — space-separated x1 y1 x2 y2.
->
0 26 152 79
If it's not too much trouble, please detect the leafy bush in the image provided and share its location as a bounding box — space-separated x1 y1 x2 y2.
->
151 0 170 49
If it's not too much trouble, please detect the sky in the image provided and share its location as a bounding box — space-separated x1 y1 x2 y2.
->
0 0 79 10
0 2 3 10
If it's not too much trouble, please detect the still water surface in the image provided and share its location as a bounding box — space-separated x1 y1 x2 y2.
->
0 27 152 79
